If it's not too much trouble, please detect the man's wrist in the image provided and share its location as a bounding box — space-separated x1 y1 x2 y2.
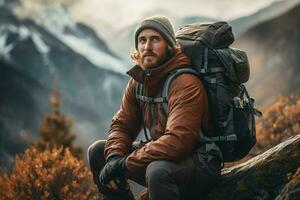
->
107 155 127 172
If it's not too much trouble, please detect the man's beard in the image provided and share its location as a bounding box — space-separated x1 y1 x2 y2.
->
144 55 166 68
140 49 172 69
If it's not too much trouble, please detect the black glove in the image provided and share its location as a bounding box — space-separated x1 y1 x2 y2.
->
99 156 127 194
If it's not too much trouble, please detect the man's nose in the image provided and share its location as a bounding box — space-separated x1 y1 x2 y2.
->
144 40 152 50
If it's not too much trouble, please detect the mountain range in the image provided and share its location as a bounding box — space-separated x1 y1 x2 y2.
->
0 3 129 167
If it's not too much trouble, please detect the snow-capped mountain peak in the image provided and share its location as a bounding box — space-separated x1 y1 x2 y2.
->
12 1 128 74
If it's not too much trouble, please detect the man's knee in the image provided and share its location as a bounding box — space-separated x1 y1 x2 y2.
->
87 140 106 168
146 160 174 186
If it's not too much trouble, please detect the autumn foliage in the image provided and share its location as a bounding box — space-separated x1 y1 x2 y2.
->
0 86 99 199
0 146 100 200
254 95 300 154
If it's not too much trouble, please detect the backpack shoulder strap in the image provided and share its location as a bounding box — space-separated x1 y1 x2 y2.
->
135 81 143 105
135 68 200 113
161 68 199 115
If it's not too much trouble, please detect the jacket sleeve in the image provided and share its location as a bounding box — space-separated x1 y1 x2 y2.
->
126 74 210 172
104 79 142 160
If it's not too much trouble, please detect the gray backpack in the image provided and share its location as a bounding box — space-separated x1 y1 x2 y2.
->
136 21 262 162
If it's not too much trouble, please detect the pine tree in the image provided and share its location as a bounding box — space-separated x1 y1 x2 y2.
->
36 85 83 159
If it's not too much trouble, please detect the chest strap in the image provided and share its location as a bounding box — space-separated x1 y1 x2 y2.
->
136 95 167 103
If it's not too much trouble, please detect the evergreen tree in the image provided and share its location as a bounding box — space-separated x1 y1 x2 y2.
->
36 85 83 159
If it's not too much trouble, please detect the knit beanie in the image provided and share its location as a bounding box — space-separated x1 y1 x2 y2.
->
134 16 176 49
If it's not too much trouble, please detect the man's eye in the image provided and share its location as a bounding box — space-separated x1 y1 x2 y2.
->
139 38 146 43
153 37 160 42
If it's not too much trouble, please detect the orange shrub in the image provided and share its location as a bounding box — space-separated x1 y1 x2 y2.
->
0 146 100 200
254 95 300 154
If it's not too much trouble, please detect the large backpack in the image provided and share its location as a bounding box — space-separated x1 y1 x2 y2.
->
136 21 262 162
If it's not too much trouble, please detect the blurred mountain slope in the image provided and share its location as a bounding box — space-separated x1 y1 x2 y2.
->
235 3 300 105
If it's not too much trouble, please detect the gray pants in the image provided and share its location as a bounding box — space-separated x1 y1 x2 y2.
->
87 140 222 200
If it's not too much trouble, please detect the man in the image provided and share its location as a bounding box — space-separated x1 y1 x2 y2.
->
88 16 222 200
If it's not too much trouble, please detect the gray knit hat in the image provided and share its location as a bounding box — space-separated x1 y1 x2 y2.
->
134 16 176 49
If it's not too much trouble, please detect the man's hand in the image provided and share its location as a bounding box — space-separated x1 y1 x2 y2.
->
99 156 127 194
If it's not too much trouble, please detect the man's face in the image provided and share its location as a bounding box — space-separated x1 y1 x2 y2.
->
137 29 168 69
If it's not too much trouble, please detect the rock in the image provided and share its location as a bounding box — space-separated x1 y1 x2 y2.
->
275 167 300 200
207 134 300 200
135 134 300 200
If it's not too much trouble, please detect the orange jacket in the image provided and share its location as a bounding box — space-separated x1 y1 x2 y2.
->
104 50 212 172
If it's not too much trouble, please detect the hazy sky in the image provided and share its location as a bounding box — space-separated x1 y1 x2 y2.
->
71 0 284 30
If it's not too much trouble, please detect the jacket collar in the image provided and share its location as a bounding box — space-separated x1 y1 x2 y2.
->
127 50 190 88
